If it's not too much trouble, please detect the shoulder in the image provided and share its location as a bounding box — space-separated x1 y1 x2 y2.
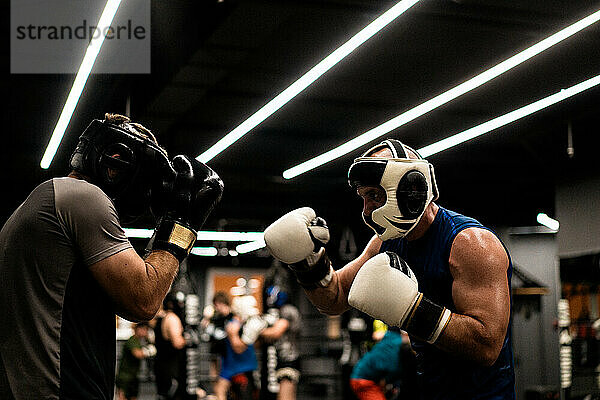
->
450 227 509 275
164 311 182 324
438 207 482 232
53 177 108 200
54 177 114 216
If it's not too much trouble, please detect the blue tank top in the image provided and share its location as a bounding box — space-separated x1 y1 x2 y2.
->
219 318 258 380
381 207 515 400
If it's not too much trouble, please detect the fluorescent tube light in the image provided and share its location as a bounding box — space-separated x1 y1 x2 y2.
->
417 74 600 157
196 0 422 163
191 247 219 257
124 228 265 242
236 239 266 254
282 8 600 179
122 228 154 239
196 231 264 242
537 213 559 231
40 0 123 169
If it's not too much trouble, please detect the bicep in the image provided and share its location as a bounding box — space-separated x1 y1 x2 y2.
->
89 248 149 318
449 228 510 337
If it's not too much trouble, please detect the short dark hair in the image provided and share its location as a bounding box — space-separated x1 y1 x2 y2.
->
213 291 230 306
104 113 158 145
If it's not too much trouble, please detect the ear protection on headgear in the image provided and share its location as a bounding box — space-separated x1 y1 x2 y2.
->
266 285 288 308
347 139 439 241
70 119 172 223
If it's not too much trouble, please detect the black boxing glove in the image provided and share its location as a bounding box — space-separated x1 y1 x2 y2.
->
151 155 224 262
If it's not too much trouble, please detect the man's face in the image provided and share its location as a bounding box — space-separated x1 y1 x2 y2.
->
355 146 391 217
135 326 148 338
357 185 386 217
213 301 230 316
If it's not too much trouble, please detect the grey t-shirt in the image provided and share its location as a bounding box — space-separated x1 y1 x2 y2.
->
0 178 132 400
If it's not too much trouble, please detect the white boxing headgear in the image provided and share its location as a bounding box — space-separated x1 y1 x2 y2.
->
348 139 439 241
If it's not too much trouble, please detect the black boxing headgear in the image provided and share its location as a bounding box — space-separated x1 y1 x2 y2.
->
70 118 173 222
348 139 439 241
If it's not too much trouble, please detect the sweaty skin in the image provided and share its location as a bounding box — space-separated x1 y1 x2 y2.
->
302 148 511 366
90 247 180 322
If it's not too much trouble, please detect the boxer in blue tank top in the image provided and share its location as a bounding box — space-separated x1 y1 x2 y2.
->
263 139 516 400
380 207 515 399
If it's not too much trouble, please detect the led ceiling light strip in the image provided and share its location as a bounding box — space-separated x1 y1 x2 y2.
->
236 239 266 254
537 213 559 231
196 0 422 163
282 8 600 179
40 0 123 169
417 74 600 157
123 228 264 242
191 247 219 256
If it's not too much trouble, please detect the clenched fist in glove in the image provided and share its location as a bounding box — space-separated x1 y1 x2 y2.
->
349 251 452 344
263 207 333 288
141 344 157 358
150 155 224 262
240 315 268 345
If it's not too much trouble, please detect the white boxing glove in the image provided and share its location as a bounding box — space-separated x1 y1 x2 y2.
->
348 251 452 344
264 207 333 288
142 344 157 358
231 295 259 322
241 315 268 345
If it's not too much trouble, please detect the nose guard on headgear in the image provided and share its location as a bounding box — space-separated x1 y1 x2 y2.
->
70 119 172 223
348 140 439 241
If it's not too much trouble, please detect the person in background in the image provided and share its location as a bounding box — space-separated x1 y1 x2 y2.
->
349 321 406 400
154 293 188 400
214 292 266 400
201 291 233 395
116 322 156 400
260 285 302 400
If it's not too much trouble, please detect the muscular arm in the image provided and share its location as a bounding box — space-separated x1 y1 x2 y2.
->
435 228 511 366
261 318 290 341
226 319 248 354
90 249 179 321
131 347 145 359
304 235 382 315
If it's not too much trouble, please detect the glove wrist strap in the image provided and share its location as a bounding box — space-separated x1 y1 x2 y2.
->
402 293 451 344
291 249 333 289
152 217 197 263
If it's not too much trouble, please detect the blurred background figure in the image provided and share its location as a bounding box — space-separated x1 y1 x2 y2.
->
349 321 417 400
213 290 264 400
116 322 156 400
201 291 234 396
154 292 187 400
260 262 302 400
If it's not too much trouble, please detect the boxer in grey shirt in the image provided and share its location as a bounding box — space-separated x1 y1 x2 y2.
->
0 114 223 400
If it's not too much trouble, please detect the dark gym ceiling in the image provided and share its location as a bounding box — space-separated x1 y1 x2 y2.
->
3 0 600 249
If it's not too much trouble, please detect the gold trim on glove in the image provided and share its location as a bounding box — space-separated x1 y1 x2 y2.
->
169 223 196 252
